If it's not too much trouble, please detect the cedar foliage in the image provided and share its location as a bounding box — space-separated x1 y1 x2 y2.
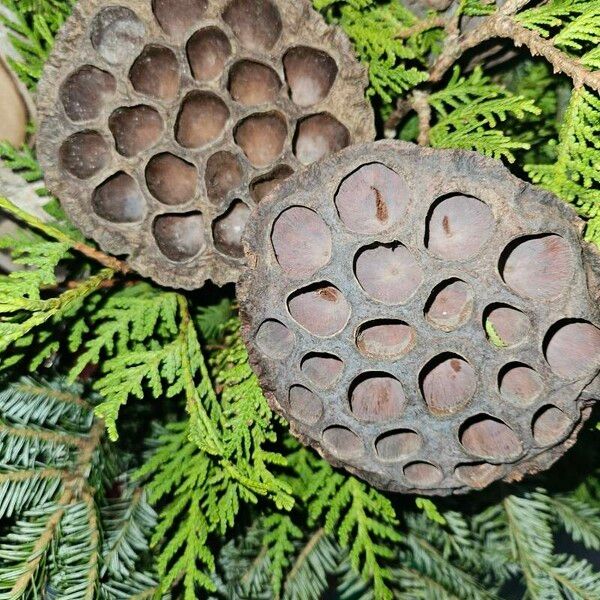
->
0 0 600 598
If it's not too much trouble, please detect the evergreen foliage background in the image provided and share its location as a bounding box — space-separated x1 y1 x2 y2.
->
0 0 599 598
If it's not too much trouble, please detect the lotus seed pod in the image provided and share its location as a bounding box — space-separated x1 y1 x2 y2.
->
36 0 374 289
239 140 600 495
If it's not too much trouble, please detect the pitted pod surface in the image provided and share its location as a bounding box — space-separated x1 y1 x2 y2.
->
37 0 374 289
239 140 600 495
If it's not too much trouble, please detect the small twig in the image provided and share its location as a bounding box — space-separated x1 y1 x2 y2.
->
0 195 130 274
384 98 413 135
412 90 432 146
396 16 446 39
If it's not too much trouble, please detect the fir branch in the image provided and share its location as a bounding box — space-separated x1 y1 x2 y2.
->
525 87 600 245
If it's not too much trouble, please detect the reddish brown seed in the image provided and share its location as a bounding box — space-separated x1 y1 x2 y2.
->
109 105 163 157
350 374 406 421
545 320 600 379
146 153 197 205
426 194 494 260
153 212 205 261
204 152 243 202
129 45 180 101
255 319 294 359
376 429 420 461
289 385 323 425
176 92 229 148
213 201 251 258
421 356 476 415
223 0 283 51
354 243 423 304
485 305 530 347
60 66 116 122
335 163 409 234
404 462 443 486
60 131 110 179
455 462 502 488
426 279 473 331
92 172 145 223
229 60 281 105
502 234 574 300
294 114 349 165
271 206 332 278
234 112 287 167
152 0 207 38
499 364 543 405
251 165 294 202
301 353 344 389
532 405 572 446
187 27 231 81
322 426 363 459
90 6 145 66
460 416 522 459
283 46 337 107
288 283 350 337
356 321 415 359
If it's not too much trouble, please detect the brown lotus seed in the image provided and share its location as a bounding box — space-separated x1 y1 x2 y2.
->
284 46 338 107
350 374 406 421
176 92 229 148
146 153 197 205
545 320 600 380
130 45 179 101
355 243 423 304
460 415 522 459
271 206 332 278
235 112 287 167
212 201 251 257
187 27 231 81
426 194 494 260
288 283 350 337
501 234 574 300
376 429 421 461
60 66 116 122
153 212 205 261
229 60 281 105
60 131 110 179
205 151 243 202
294 113 350 165
153 0 207 38
92 172 145 223
301 353 343 389
109 105 164 157
421 355 476 415
356 320 415 359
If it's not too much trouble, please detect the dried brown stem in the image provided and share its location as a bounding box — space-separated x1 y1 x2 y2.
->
429 0 600 91
396 16 446 39
413 90 432 146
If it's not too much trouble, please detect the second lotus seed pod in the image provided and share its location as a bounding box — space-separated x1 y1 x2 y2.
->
239 140 600 495
37 0 374 289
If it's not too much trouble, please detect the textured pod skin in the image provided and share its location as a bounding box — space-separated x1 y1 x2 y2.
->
239 140 600 495
37 0 374 289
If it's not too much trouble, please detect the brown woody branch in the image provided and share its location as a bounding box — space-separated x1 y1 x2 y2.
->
429 0 600 91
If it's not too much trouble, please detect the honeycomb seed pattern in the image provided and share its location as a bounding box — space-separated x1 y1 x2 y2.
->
239 140 600 495
37 0 374 289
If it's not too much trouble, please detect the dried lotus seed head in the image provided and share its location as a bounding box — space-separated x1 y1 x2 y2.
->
37 0 374 289
239 140 600 495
